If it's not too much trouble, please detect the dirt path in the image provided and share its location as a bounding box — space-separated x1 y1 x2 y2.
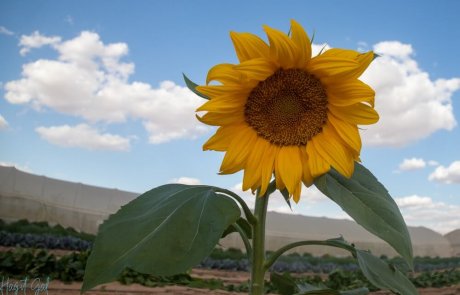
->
3 272 459 295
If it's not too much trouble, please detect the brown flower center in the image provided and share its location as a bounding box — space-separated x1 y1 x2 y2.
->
244 69 328 146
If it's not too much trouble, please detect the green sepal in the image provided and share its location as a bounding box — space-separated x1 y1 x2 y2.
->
280 188 292 210
183 73 209 100
81 184 240 292
314 162 413 268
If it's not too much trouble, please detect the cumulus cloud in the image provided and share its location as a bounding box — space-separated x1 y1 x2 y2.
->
395 195 460 234
358 41 460 147
0 26 14 36
19 31 62 55
0 161 32 172
231 182 328 213
399 157 426 171
5 31 207 146
396 195 432 207
428 161 460 184
171 177 201 185
0 114 8 130
35 124 131 151
428 160 439 166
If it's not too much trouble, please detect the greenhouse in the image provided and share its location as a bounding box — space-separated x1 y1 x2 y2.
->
0 165 455 258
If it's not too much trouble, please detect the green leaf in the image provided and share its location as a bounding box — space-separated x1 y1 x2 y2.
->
271 273 363 295
296 282 339 294
314 162 413 267
356 250 418 295
221 217 252 239
183 73 209 100
340 288 369 295
82 184 240 292
270 272 298 295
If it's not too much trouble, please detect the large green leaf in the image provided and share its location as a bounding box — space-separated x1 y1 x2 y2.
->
356 250 418 295
82 184 240 292
314 163 413 267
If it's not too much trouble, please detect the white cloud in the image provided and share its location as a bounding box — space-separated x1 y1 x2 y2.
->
398 157 426 171
428 161 460 184
373 41 413 58
0 26 14 36
5 31 208 145
357 41 369 52
0 161 32 172
19 31 62 56
358 41 460 147
35 124 131 151
312 43 330 56
396 195 432 208
428 160 439 166
231 182 328 214
395 194 460 234
171 177 201 185
0 114 8 130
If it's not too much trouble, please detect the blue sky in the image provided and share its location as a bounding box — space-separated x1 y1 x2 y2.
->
1 0 460 233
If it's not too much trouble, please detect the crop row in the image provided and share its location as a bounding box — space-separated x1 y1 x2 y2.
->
1 248 459 292
0 231 92 251
1 219 460 273
0 219 94 241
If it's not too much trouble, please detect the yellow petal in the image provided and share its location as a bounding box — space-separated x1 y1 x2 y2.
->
275 170 286 191
206 63 244 85
263 25 298 69
196 94 247 112
326 79 375 107
292 181 302 203
300 148 313 187
242 137 267 191
230 32 270 62
329 103 379 125
352 51 374 78
259 144 278 196
276 146 303 197
308 55 359 78
196 85 246 99
203 124 245 151
290 19 312 68
320 48 360 59
311 123 354 178
306 142 330 178
320 50 374 81
196 111 245 126
328 114 361 155
235 58 277 81
220 126 258 174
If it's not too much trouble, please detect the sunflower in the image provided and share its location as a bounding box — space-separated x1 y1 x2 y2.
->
196 20 378 202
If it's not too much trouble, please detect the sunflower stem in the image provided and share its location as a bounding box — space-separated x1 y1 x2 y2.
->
250 186 270 295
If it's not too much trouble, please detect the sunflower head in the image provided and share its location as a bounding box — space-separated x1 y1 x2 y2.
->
196 20 379 202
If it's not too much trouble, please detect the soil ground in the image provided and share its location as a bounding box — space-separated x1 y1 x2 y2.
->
3 269 459 295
